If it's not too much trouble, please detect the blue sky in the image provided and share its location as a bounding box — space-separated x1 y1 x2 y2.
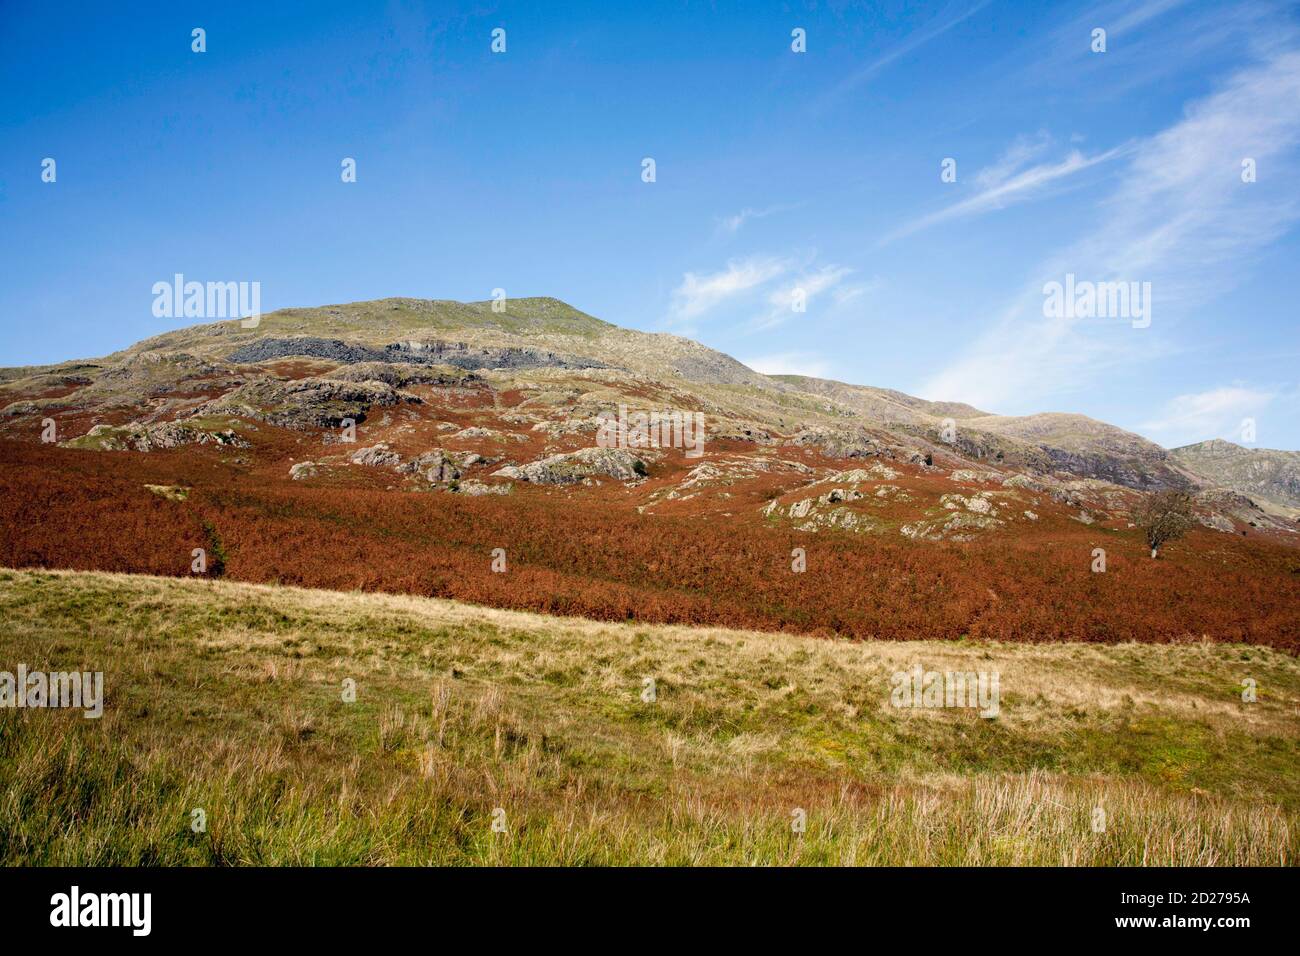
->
2 0 1298 448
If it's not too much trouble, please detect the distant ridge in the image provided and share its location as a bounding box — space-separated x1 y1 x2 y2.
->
1170 439 1300 512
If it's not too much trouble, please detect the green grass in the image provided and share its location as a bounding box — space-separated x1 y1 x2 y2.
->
0 568 1295 865
250 297 613 342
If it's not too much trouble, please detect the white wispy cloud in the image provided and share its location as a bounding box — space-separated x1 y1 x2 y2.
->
714 203 800 237
667 255 861 330
815 1 991 111
920 47 1300 413
972 132 1054 189
1013 0 1283 103
666 256 791 325
741 351 834 379
884 142 1128 242
1017 0 1192 78
716 209 759 235
1109 0 1192 32
750 265 855 332
832 278 880 307
1140 385 1275 445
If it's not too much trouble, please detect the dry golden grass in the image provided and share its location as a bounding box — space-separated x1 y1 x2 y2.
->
0 568 1296 865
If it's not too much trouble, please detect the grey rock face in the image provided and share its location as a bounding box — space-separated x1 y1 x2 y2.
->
227 337 607 372
1039 446 1193 492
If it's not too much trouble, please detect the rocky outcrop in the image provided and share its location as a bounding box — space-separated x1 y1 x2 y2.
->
901 511 1003 541
349 444 404 468
827 464 900 483
452 479 511 496
949 468 1003 483
1001 473 1046 492
708 421 776 444
789 426 889 459
941 492 997 515
1172 439 1300 513
399 450 462 483
197 377 413 429
531 417 604 439
900 490 1010 541
326 362 481 389
65 420 248 452
492 447 647 485
757 461 911 533
451 426 526 443
1193 488 1297 533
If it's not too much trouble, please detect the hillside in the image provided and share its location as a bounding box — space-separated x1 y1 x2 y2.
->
771 374 1197 490
0 295 1290 512
766 374 993 425
1171 439 1300 514
2 295 1299 647
2 568 1295 865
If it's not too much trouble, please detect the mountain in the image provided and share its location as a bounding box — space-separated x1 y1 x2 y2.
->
1171 439 1300 514
0 296 1294 534
4 295 1299 648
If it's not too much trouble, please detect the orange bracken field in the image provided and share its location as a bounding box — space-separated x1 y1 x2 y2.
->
3 439 1298 651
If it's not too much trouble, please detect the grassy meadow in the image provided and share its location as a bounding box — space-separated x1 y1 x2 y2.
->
0 568 1296 865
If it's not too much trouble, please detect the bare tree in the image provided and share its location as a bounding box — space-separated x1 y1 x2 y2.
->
1135 490 1196 558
